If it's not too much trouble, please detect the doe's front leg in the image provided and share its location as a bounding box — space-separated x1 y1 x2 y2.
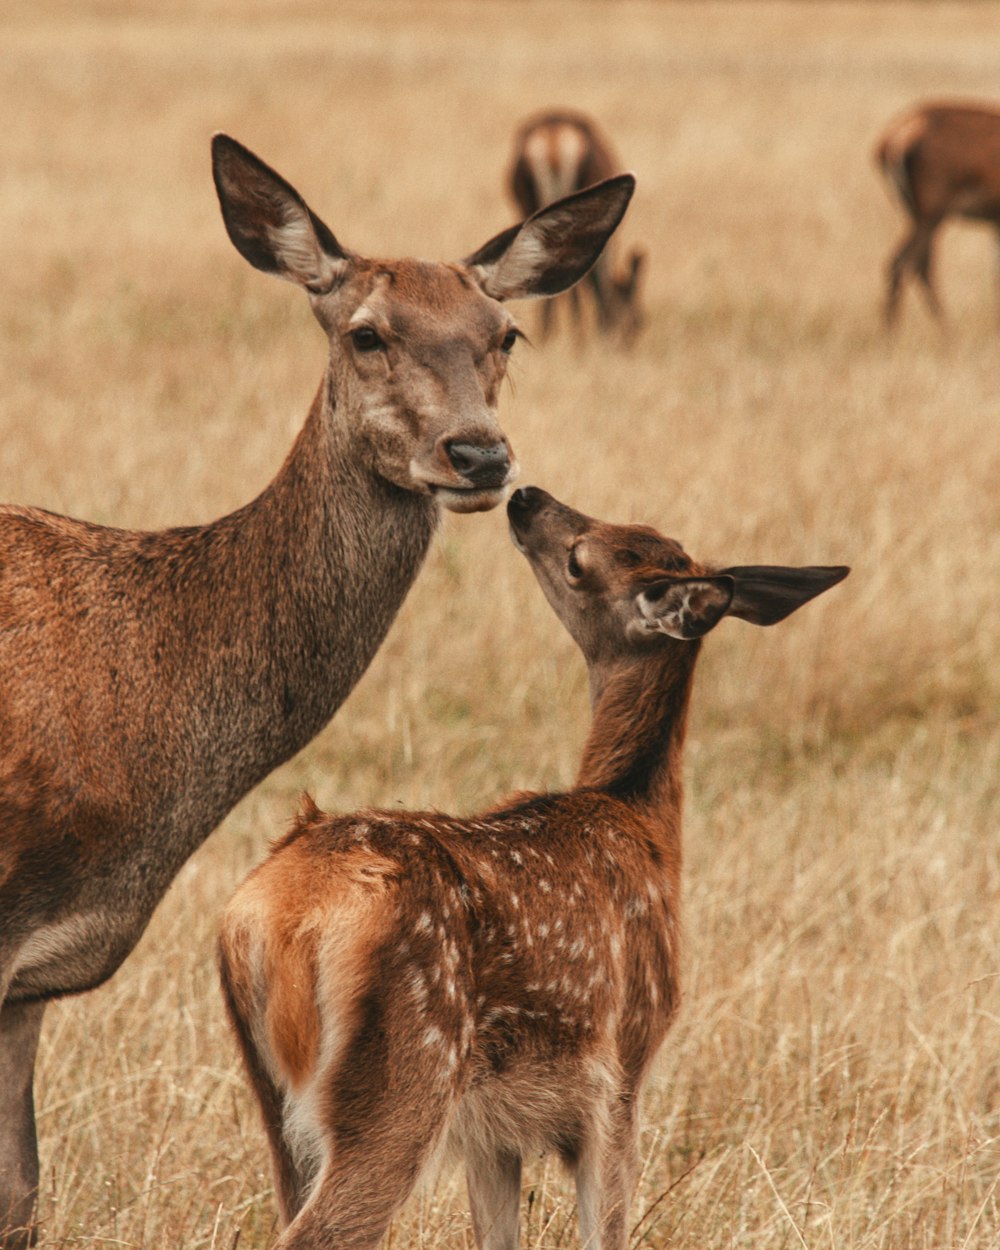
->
0 999 46 1249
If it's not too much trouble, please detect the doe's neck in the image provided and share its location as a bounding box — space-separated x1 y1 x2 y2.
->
240 375 436 585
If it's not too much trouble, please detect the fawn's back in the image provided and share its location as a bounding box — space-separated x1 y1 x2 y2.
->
222 788 679 1178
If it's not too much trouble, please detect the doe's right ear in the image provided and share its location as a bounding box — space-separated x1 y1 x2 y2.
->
211 134 354 292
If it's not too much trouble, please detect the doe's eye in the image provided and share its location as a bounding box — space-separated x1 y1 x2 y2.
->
500 328 519 355
351 326 385 353
567 547 584 580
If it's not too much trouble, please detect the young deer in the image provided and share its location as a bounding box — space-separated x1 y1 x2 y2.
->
0 137 635 1248
875 100 1000 325
218 486 848 1250
509 111 646 344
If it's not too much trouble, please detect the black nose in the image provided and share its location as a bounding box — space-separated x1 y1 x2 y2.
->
446 441 510 489
506 485 548 523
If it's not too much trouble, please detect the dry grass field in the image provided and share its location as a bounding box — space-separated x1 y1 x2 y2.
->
2 1 1000 1246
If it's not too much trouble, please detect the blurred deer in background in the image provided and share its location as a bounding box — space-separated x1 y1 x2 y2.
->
876 100 1000 326
218 486 847 1250
509 111 646 344
0 134 636 1248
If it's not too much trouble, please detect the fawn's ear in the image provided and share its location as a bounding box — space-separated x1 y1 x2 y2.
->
720 565 850 625
463 174 636 301
212 134 354 292
635 577 735 641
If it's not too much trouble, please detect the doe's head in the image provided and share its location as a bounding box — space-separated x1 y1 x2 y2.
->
211 134 635 513
507 486 849 664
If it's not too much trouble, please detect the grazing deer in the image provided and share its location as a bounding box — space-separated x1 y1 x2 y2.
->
509 111 646 344
875 100 1000 325
218 486 848 1250
0 136 635 1248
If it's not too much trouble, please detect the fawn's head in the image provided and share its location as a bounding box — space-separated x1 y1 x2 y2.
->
212 135 635 513
508 486 849 665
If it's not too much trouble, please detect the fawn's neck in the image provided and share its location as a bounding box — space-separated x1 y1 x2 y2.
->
575 642 700 820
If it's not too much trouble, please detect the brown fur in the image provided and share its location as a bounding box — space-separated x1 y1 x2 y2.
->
0 136 636 1248
508 111 646 344
875 101 1000 325
218 486 848 1250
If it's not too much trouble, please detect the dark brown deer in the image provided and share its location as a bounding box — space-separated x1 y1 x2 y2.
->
218 486 848 1250
0 136 636 1247
875 101 1000 325
509 111 646 344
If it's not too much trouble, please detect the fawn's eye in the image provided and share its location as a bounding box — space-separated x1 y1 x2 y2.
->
500 328 519 355
567 547 584 580
351 326 385 353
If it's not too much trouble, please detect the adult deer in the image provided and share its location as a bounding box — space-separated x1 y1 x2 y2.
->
0 135 635 1247
875 100 1000 325
509 111 646 344
218 486 848 1250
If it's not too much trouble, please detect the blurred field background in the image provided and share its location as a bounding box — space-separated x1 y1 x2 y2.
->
2 0 999 1246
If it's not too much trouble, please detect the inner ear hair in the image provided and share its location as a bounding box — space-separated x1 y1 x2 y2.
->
639 576 734 640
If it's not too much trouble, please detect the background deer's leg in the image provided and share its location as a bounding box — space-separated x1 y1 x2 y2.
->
588 259 615 338
885 226 917 326
466 1145 521 1250
993 223 1000 326
886 222 940 326
540 295 557 341
568 283 585 344
0 1000 46 1249
911 223 942 320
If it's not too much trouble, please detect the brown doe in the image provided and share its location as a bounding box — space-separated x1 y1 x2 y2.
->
0 136 635 1247
509 111 646 344
876 100 1000 325
218 486 848 1250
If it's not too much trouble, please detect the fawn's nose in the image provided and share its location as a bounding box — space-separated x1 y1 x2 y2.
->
507 485 550 523
446 440 511 489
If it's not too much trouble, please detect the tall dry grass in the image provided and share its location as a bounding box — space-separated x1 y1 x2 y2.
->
2 1 999 1246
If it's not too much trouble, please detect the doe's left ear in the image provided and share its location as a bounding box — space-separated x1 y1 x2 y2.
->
635 577 735 641
720 565 850 626
463 174 636 302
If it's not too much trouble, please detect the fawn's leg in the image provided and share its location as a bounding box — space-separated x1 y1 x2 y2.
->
274 1079 456 1250
466 1146 522 1250
218 947 309 1225
574 1093 640 1250
275 963 466 1250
